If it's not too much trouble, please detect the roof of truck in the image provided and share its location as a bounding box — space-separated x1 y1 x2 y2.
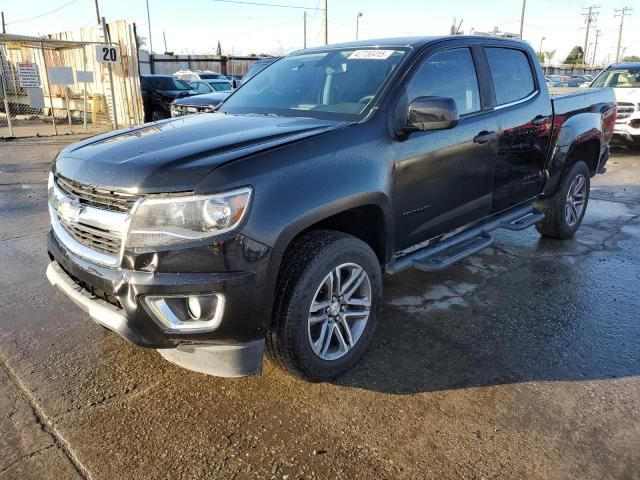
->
301 35 527 53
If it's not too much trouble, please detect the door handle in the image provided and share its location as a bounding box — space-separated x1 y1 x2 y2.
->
473 131 496 144
531 115 550 126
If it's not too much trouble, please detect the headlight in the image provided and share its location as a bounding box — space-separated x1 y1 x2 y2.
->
126 187 252 248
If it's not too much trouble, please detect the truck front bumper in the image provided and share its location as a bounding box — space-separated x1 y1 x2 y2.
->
46 231 280 377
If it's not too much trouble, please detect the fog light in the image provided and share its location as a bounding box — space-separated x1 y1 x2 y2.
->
142 294 225 332
187 296 202 320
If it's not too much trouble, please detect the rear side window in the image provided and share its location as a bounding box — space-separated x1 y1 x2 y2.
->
407 48 481 116
485 47 535 105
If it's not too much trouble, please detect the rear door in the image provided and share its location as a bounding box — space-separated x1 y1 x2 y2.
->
393 45 499 250
483 46 553 213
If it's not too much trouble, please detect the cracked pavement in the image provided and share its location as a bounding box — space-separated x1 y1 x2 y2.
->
0 137 639 479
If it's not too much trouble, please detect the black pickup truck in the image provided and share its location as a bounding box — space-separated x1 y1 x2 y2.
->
46 36 616 381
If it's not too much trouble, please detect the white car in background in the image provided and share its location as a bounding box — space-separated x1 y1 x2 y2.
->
590 63 640 146
173 70 229 82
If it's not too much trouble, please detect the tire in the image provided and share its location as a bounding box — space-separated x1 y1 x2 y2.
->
536 160 590 239
151 110 168 122
267 230 382 381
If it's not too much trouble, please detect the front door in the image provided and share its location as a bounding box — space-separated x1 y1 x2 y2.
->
393 46 498 251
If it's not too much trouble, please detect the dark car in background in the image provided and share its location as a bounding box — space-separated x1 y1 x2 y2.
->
141 75 198 122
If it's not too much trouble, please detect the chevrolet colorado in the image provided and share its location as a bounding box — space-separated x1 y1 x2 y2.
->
46 36 616 381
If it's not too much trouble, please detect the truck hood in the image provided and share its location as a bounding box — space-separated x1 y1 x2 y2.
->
54 113 344 193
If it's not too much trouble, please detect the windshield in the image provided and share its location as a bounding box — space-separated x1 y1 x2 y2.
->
591 68 640 88
151 77 192 90
223 48 407 121
210 81 232 91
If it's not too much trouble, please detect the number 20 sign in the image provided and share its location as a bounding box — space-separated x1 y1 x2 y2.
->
95 45 120 64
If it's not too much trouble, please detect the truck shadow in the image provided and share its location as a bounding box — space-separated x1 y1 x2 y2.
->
335 232 640 394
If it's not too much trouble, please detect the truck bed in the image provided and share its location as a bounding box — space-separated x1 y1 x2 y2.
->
549 87 615 117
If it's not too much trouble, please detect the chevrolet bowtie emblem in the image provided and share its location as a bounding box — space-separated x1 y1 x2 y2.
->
57 199 83 224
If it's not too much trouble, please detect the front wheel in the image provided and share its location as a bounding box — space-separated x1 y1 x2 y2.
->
536 160 590 239
267 230 382 381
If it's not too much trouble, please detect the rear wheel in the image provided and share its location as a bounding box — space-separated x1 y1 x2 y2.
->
267 230 382 381
536 160 590 239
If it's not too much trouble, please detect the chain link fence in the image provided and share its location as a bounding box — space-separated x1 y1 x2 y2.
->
1 30 143 139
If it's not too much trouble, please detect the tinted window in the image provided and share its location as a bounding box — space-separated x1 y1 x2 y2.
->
486 47 535 105
150 77 192 90
194 82 211 92
407 48 481 116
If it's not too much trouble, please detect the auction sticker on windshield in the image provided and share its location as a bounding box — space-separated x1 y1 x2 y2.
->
349 50 395 60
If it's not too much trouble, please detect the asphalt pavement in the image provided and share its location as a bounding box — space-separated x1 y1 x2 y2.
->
0 136 638 479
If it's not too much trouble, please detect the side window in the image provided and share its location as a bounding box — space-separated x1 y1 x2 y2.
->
485 47 535 105
406 48 481 116
196 82 209 92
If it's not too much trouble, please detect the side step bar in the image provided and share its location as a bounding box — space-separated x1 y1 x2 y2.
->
387 205 545 275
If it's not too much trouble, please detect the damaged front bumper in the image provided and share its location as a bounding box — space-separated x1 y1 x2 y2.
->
46 231 279 377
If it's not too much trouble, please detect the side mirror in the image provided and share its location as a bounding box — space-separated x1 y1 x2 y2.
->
404 96 459 132
231 79 238 89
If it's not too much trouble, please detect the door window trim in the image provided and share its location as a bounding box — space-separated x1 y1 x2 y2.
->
483 45 540 109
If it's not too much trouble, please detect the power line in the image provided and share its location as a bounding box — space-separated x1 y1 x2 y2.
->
210 0 322 10
6 0 79 25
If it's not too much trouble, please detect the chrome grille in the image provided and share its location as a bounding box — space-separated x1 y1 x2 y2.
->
55 175 138 213
617 102 636 120
59 219 121 256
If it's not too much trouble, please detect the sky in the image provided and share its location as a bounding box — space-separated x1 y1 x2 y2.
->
1 0 639 64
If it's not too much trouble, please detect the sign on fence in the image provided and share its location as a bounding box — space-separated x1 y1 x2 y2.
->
96 44 120 64
48 66 74 85
26 88 45 108
17 62 40 88
76 70 94 83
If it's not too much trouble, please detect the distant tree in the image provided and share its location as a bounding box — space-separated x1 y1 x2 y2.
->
623 55 640 62
536 51 545 63
136 34 147 49
564 46 584 65
216 40 222 55
544 50 557 64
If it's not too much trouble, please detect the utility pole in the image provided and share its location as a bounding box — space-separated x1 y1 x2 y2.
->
163 31 168 53
93 0 101 25
324 0 328 45
591 29 600 65
356 12 363 41
581 5 600 65
615 7 632 63
1 12 6 33
146 0 154 53
519 0 526 39
303 11 307 48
